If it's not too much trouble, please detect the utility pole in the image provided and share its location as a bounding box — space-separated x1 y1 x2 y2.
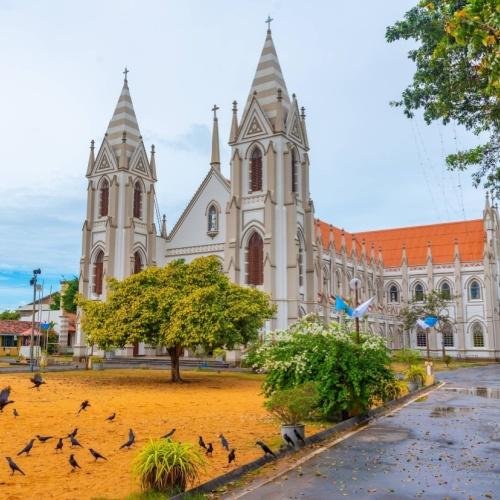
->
29 268 41 372
350 277 361 344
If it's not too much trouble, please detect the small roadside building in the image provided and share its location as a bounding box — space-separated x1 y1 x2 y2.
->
0 320 41 356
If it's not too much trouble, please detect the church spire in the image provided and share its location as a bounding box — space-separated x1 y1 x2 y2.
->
229 101 239 144
105 68 141 160
210 104 220 171
245 22 291 126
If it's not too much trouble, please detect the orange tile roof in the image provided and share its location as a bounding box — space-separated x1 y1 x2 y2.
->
316 219 485 267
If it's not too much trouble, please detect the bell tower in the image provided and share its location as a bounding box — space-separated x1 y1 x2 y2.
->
74 70 157 357
224 24 316 329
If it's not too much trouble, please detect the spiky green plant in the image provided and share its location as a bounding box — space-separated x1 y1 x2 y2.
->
133 439 205 494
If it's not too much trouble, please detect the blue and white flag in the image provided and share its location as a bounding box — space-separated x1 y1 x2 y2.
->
416 319 430 330
335 296 353 316
351 296 376 319
424 316 438 327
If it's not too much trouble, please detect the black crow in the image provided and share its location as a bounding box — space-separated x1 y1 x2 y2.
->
228 449 236 464
17 439 35 456
205 443 213 457
198 436 207 449
256 440 276 457
89 448 107 461
219 433 229 451
0 386 14 412
6 457 25 476
161 428 175 439
30 373 46 390
105 413 116 422
67 428 78 439
120 429 135 449
69 454 81 471
283 433 295 448
13 408 19 417
293 429 306 446
36 435 53 443
70 436 83 448
77 400 90 414
55 438 63 452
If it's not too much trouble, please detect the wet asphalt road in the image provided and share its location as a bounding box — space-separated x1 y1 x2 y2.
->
240 365 500 499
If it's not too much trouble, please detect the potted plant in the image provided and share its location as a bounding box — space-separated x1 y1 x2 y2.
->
404 365 426 391
90 355 104 371
133 439 205 495
264 382 319 448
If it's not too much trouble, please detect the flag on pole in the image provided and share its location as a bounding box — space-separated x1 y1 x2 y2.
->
416 319 430 330
351 296 376 319
335 296 353 316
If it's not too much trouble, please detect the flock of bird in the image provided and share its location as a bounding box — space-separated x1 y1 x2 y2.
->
0 373 295 479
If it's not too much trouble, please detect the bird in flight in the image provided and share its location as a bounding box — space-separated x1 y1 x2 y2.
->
228 449 236 464
256 440 276 457
77 400 90 414
89 448 107 461
120 429 135 449
17 439 35 456
69 454 81 472
30 373 46 390
161 428 175 439
0 386 14 412
6 457 25 476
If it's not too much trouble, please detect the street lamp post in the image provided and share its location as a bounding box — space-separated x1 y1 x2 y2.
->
29 268 41 372
350 277 361 344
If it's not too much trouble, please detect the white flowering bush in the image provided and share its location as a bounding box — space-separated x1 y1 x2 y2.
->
245 315 398 420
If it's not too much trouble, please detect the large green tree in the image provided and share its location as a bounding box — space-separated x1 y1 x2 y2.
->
386 0 499 195
0 310 21 320
51 277 79 313
79 256 275 382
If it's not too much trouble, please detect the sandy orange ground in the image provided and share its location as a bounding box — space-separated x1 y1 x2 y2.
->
0 369 324 499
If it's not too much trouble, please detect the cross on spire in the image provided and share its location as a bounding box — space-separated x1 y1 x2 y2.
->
265 15 273 32
211 104 219 119
123 66 129 82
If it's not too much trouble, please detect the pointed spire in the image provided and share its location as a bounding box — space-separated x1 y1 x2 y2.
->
106 69 141 160
210 105 221 170
378 246 383 266
370 242 375 263
328 225 335 249
161 214 168 239
245 25 291 126
86 139 95 176
341 229 346 251
149 144 157 180
426 240 432 262
361 239 367 260
229 100 239 143
454 238 460 261
275 89 285 132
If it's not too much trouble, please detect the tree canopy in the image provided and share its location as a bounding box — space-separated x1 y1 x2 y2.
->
0 310 21 320
386 0 499 195
79 256 275 382
51 277 79 313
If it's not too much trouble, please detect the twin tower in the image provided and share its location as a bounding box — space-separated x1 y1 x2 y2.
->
76 27 317 356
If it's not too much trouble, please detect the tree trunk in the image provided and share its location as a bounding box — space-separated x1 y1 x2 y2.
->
168 345 183 383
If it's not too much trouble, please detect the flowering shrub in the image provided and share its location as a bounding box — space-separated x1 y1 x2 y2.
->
245 315 398 420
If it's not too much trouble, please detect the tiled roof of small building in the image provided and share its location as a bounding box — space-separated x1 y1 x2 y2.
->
0 320 40 335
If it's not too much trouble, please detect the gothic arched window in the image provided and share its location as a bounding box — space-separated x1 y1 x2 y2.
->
207 205 218 234
414 282 424 302
442 322 454 347
133 251 143 274
99 179 109 217
441 281 451 299
298 235 304 287
416 327 427 347
250 148 263 192
472 322 485 347
469 280 481 300
389 284 399 303
133 182 143 219
247 232 263 285
93 250 104 295
291 149 298 194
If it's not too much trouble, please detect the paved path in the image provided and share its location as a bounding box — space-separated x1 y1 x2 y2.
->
238 365 500 499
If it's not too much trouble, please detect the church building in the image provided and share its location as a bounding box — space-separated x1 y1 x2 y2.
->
74 26 500 360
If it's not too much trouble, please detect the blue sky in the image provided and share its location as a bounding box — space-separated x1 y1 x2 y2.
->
0 0 486 311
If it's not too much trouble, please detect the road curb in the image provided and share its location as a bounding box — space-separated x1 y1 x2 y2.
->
173 382 441 499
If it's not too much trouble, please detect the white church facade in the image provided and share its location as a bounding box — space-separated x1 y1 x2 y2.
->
74 27 500 360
